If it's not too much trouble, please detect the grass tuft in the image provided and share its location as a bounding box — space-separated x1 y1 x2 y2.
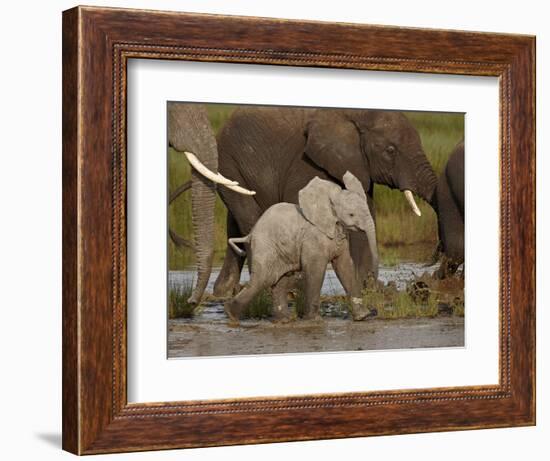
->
241 289 273 319
362 280 450 320
168 282 195 319
292 277 307 318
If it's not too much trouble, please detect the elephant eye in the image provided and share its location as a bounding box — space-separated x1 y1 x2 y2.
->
386 145 396 154
349 213 355 217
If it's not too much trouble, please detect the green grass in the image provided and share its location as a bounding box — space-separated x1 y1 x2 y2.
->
405 112 464 175
241 289 273 319
205 104 235 133
374 190 438 250
293 278 307 318
168 106 464 270
453 298 465 317
360 273 465 320
168 282 195 319
362 285 439 319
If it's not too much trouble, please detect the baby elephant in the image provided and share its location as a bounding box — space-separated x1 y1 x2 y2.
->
224 172 378 324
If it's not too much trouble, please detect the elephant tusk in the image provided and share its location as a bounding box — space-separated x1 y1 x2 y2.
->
404 190 422 217
216 171 239 184
225 183 256 196
184 151 239 186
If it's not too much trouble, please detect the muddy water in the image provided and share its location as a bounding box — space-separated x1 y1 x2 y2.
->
167 262 464 358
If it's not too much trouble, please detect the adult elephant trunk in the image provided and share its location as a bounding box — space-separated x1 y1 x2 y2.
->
188 169 217 305
168 104 255 306
168 104 218 306
410 155 439 211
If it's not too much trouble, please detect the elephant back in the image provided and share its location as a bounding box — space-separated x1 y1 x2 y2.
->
217 107 313 209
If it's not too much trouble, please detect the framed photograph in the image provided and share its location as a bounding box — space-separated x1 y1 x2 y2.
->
62 6 535 455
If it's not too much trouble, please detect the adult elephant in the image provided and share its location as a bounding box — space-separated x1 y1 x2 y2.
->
167 103 254 305
213 106 438 296
434 140 464 278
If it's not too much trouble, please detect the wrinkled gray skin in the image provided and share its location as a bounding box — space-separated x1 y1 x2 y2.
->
224 173 378 324
168 103 218 305
214 107 437 297
434 140 464 278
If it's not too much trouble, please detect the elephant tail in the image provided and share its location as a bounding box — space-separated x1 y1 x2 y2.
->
228 235 250 257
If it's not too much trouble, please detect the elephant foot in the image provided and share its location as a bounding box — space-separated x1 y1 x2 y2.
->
351 303 377 321
227 319 240 328
272 315 293 324
273 312 295 324
224 301 241 326
186 294 200 307
272 303 293 323
302 311 322 322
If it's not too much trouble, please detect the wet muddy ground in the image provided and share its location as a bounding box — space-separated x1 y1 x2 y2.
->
168 316 464 358
167 261 464 358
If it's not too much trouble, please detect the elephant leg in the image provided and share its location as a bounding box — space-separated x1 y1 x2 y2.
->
302 268 326 320
224 277 265 325
224 256 284 324
349 194 377 288
271 274 296 322
349 231 373 288
435 171 464 279
213 212 245 297
300 253 328 320
332 242 374 321
215 173 263 296
435 254 450 279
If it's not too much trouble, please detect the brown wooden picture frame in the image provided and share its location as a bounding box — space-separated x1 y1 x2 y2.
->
62 5 535 455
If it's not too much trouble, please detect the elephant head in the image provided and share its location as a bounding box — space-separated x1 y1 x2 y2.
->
168 103 254 305
303 109 437 214
298 172 378 278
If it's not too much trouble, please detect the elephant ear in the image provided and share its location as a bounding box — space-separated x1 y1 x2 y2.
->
343 171 367 202
298 177 339 239
304 113 371 191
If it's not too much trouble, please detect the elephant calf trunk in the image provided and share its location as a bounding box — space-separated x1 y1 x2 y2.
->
361 215 379 280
